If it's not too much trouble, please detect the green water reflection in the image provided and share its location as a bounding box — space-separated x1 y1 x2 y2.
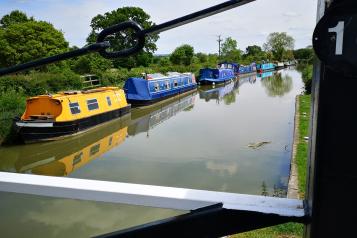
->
0 68 304 238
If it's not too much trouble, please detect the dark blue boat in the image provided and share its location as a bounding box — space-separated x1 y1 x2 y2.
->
217 61 257 76
199 63 236 85
238 63 257 75
124 72 197 107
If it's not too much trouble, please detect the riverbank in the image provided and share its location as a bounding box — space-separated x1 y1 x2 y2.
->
294 94 311 197
230 94 311 238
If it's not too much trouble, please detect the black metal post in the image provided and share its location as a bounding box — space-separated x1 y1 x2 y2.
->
306 0 357 237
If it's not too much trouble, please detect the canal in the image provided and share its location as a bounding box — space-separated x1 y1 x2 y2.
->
0 67 304 237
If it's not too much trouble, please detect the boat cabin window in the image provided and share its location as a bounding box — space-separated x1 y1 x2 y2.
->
69 102 81 115
73 152 83 166
106 96 112 106
154 83 160 92
174 80 178 87
87 99 99 111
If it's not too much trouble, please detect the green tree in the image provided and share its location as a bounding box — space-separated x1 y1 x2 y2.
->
263 32 295 61
221 37 242 62
245 45 263 57
0 19 68 68
72 53 113 74
293 47 315 64
169 44 194 66
87 7 159 69
196 52 208 63
0 10 33 28
207 53 219 66
243 45 267 63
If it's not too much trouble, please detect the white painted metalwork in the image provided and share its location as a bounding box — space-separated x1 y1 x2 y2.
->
15 122 54 127
0 172 304 217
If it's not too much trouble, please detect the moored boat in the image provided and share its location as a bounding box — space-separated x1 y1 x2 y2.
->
275 62 285 70
199 63 236 85
14 87 131 143
238 62 257 75
218 62 240 75
124 72 197 107
218 61 256 76
256 62 276 73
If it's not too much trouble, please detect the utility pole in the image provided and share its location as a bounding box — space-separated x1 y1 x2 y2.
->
217 35 223 59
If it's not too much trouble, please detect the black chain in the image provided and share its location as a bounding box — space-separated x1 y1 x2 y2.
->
0 0 255 76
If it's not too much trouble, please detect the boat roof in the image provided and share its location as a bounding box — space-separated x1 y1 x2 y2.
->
27 87 120 100
146 72 191 80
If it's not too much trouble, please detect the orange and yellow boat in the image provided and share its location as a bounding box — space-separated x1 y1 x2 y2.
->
14 87 130 143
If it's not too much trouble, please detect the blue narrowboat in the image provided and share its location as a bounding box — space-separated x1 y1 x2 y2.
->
256 62 276 73
218 62 240 75
124 72 197 107
238 62 257 75
199 63 236 85
218 62 256 76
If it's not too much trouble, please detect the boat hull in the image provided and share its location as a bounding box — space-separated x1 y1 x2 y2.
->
128 85 197 107
14 105 131 143
198 77 235 85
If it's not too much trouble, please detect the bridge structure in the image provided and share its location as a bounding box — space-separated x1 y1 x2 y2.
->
1 0 357 237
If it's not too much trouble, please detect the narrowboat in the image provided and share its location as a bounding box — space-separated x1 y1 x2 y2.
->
124 72 197 107
238 62 257 75
256 62 276 73
275 62 285 70
218 62 240 75
216 62 256 76
14 87 131 143
199 63 236 85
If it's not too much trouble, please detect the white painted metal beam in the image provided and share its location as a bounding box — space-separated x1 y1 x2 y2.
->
0 172 304 217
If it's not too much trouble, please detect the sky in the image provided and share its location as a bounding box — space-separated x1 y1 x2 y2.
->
0 0 318 54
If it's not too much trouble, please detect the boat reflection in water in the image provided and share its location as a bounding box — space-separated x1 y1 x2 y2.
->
128 91 196 137
199 74 256 103
257 71 275 80
0 114 130 176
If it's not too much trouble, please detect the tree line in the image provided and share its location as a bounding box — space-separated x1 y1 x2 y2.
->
0 9 314 75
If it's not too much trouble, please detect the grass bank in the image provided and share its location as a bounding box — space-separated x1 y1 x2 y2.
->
296 94 311 197
230 94 311 238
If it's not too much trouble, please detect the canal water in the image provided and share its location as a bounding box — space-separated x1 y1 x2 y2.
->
0 68 304 237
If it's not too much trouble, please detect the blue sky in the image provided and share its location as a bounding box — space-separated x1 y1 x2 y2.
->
0 0 318 54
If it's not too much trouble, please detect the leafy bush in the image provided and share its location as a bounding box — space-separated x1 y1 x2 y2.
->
0 89 26 143
0 71 82 96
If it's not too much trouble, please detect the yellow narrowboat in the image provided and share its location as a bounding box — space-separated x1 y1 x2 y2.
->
14 87 131 143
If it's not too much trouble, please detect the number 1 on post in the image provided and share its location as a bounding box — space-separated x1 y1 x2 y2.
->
328 21 345 55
